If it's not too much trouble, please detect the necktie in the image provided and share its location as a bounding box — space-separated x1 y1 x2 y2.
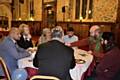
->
15 42 19 50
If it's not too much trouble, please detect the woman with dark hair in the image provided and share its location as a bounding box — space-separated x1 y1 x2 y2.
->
95 32 120 80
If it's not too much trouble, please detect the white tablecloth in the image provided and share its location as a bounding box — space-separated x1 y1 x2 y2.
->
70 48 93 80
18 48 93 80
18 51 36 68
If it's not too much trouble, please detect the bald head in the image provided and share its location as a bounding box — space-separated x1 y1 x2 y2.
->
90 25 100 33
90 25 101 37
9 27 21 41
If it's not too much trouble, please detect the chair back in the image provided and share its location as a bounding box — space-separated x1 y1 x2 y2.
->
30 75 60 80
0 57 11 80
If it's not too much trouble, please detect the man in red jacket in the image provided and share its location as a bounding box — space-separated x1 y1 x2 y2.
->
68 25 104 62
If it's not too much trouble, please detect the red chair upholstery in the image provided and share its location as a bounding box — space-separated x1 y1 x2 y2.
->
25 67 38 79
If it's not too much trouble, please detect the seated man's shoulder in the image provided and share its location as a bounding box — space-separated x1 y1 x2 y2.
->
63 35 68 38
38 40 53 47
64 45 74 52
74 35 78 39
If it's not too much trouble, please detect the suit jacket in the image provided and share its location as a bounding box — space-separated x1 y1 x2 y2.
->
17 35 33 49
0 36 30 76
33 40 75 80
95 47 120 80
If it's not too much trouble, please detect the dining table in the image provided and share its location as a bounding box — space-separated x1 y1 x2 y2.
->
70 48 93 80
18 47 93 80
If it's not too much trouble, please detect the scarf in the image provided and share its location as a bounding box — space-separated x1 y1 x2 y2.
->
89 33 103 53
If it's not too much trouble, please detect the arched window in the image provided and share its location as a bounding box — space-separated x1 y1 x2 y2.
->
75 0 93 20
0 16 8 30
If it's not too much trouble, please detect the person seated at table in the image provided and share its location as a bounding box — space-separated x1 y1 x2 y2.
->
95 32 120 80
55 25 64 37
33 28 75 80
51 25 65 40
64 27 78 43
0 27 31 76
17 24 33 49
69 25 104 61
38 28 51 45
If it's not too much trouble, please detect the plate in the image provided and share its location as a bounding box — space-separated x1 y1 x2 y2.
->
75 59 86 64
79 54 87 57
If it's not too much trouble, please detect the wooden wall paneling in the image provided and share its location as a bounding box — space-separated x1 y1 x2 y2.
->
116 0 120 48
12 21 42 36
74 24 82 39
114 23 120 48
57 22 68 34
56 22 115 39
78 24 89 39
100 25 112 32
11 21 116 40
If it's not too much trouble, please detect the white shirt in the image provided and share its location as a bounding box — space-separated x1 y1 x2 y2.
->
52 37 63 43
63 35 78 43
23 35 31 41
10 37 16 44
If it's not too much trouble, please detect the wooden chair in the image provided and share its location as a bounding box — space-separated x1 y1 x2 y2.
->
0 57 11 80
30 75 60 80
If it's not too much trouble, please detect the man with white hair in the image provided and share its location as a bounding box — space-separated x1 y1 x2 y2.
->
89 25 101 37
70 25 104 61
33 29 75 80
89 25 103 52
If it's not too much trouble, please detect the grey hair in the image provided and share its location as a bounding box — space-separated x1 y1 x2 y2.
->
51 29 62 39
42 28 51 35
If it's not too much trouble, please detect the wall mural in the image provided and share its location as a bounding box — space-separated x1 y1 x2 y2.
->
93 0 118 22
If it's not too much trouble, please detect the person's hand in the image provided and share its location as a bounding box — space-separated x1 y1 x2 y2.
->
27 34 32 39
88 50 92 54
26 47 35 54
65 43 71 46
33 47 37 51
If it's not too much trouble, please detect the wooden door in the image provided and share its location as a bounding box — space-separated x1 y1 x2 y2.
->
42 1 57 28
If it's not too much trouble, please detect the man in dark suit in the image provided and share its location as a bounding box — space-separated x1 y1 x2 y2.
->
0 27 30 76
17 34 33 49
95 32 120 80
33 29 75 80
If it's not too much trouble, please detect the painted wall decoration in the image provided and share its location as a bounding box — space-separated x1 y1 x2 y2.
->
93 0 118 22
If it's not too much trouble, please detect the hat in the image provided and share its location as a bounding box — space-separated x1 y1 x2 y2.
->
90 25 100 32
